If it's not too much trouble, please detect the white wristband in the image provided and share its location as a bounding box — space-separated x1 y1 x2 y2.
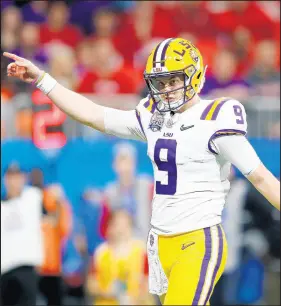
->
36 73 58 95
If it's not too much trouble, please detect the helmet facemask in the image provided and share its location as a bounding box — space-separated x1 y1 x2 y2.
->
144 65 197 113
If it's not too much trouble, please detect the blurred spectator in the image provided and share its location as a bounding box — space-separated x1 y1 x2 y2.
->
21 0 48 24
201 48 250 101
15 107 33 138
113 2 175 66
1 0 13 11
65 188 106 304
76 188 105 256
246 40 280 97
213 1 276 42
40 1 83 49
69 0 112 35
87 209 153 305
102 142 153 241
1 162 43 306
229 26 255 76
268 121 280 140
1 6 22 52
76 38 141 94
37 183 72 306
211 168 249 306
170 1 219 42
1 5 22 33
90 7 119 40
76 40 95 75
12 22 49 69
48 43 78 89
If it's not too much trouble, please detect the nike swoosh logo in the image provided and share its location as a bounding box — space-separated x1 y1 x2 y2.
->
180 124 194 131
181 242 195 250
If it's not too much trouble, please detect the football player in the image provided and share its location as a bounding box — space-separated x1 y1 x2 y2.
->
4 38 280 305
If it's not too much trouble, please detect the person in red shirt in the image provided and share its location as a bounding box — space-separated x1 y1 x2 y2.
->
90 7 120 40
213 1 276 42
169 1 219 42
76 38 141 94
40 1 83 49
113 2 177 67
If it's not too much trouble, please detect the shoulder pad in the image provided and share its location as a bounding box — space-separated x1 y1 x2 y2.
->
138 95 156 114
200 97 233 121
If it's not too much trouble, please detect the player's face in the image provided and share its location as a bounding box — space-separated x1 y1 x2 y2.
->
153 75 185 103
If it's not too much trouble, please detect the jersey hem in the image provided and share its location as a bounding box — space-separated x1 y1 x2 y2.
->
150 219 222 237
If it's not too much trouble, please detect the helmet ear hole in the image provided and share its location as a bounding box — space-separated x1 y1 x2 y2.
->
197 72 201 79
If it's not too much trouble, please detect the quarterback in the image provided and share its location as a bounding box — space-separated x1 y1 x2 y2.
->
4 38 280 305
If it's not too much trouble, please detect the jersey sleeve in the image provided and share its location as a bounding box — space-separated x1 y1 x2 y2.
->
104 105 147 142
208 98 248 154
213 135 261 176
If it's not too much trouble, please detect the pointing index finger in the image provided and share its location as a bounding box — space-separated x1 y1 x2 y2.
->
3 52 23 61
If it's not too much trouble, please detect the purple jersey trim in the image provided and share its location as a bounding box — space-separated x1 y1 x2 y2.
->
200 98 231 120
210 98 229 120
135 109 146 138
151 101 157 114
144 98 156 114
143 98 150 109
208 129 247 154
200 100 216 120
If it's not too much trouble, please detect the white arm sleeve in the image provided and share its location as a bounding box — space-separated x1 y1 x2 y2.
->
212 135 261 176
104 108 146 142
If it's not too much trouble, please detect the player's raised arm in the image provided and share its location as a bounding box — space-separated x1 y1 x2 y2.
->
4 52 146 141
4 52 106 131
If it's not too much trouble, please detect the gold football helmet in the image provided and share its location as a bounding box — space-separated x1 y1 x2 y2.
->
144 38 207 112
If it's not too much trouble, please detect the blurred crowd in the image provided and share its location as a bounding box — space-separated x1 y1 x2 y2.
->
1 0 281 141
1 0 280 98
1 1 280 305
1 140 280 305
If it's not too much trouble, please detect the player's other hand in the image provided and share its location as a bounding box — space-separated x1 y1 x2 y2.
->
3 52 43 84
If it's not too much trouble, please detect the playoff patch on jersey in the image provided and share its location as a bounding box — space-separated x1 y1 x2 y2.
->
149 112 164 132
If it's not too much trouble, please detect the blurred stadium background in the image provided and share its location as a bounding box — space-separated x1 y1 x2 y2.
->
1 0 280 305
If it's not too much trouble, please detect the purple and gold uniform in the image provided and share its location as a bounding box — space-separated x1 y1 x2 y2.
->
104 38 259 305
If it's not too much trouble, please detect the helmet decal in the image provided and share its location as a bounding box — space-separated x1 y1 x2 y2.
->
153 38 174 69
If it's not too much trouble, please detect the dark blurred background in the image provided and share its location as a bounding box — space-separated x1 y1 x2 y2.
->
1 1 280 305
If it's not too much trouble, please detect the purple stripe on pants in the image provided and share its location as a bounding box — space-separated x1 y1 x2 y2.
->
192 227 212 305
203 225 224 305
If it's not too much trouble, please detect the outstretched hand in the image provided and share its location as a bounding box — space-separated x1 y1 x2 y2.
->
3 52 43 84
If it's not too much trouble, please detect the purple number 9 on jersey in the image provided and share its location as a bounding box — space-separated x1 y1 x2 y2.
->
233 105 244 124
154 139 177 195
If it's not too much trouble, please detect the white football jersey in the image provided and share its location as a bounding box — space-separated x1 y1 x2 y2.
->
105 96 248 235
